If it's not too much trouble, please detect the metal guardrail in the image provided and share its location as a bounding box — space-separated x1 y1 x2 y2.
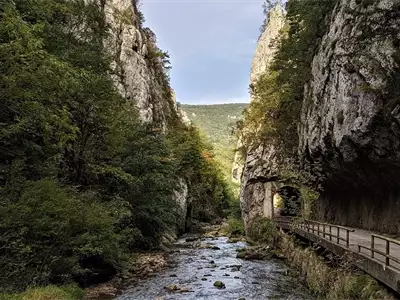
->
358 234 400 271
274 216 355 248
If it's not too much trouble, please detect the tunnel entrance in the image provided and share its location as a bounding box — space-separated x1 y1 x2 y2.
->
274 186 302 217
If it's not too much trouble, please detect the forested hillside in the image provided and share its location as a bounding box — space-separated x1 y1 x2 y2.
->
181 104 247 181
0 0 233 297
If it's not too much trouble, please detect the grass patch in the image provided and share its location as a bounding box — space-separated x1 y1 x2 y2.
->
247 217 278 245
0 285 84 300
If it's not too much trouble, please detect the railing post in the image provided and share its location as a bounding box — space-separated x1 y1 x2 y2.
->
323 225 326 238
329 225 332 241
337 227 339 244
346 230 350 248
386 240 390 266
371 235 375 258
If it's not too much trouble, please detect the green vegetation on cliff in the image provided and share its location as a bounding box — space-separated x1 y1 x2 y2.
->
0 0 232 295
239 0 338 206
241 0 337 153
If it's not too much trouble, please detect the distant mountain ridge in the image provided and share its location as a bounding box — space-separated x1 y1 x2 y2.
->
181 103 247 147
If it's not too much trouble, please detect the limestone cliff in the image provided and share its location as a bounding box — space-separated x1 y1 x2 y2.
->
239 3 285 230
100 0 190 232
102 0 177 131
241 0 400 234
299 0 400 233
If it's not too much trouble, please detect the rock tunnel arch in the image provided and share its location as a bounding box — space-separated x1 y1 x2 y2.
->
260 182 302 219
263 181 304 219
273 186 302 217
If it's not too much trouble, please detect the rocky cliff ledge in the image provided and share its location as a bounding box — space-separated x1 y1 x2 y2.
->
101 0 189 232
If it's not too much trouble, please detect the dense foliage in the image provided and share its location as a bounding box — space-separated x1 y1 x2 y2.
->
181 103 247 222
0 0 232 293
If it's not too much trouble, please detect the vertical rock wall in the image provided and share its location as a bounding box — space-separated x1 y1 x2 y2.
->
299 0 400 233
239 3 285 231
102 0 177 130
241 0 400 234
101 0 190 232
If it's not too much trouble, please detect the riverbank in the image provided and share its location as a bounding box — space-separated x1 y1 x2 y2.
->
85 224 224 299
84 252 169 300
277 231 397 299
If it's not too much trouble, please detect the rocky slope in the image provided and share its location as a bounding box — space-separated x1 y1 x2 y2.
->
238 3 285 230
240 0 400 234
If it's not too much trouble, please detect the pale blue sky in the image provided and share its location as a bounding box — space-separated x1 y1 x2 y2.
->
141 0 265 104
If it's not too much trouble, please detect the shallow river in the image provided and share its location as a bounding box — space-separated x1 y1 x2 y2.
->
116 236 314 300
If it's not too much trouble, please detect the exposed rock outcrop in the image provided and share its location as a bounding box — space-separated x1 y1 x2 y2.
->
102 0 177 130
100 0 191 232
241 0 400 234
299 0 400 233
239 3 285 231
231 140 244 184
174 178 191 232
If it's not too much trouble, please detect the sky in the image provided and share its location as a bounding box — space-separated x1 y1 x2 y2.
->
140 0 265 105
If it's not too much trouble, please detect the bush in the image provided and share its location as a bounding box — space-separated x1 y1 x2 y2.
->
247 217 278 245
228 198 242 219
279 234 393 299
0 179 126 291
225 217 245 236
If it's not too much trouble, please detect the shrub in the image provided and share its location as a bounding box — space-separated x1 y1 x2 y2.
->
0 179 126 291
279 234 393 299
227 217 245 236
247 217 278 245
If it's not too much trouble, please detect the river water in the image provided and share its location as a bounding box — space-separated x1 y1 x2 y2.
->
116 236 314 300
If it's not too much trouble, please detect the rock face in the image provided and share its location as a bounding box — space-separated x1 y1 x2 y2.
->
241 0 400 234
299 0 400 233
102 0 177 130
239 3 285 231
100 0 190 232
173 178 191 232
250 3 286 85
231 141 244 184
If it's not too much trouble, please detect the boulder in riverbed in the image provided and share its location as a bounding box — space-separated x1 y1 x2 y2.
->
213 281 226 289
